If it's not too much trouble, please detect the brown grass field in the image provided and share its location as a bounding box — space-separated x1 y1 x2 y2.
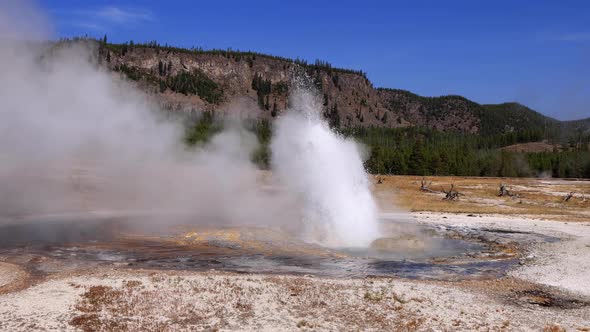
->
373 175 590 222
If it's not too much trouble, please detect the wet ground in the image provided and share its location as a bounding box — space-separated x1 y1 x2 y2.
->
0 213 558 281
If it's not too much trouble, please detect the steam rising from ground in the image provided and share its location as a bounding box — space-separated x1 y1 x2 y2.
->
0 1 380 248
0 41 290 230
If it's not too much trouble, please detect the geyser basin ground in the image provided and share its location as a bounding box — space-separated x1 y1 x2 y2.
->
2 212 589 331
0 213 534 281
2 177 590 331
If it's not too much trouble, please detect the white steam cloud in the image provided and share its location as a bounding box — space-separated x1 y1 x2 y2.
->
0 1 380 248
272 92 380 247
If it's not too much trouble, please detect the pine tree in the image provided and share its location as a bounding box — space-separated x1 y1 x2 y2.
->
251 73 260 90
327 104 340 128
408 141 426 175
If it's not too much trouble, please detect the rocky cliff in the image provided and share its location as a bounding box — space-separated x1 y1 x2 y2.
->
88 40 585 136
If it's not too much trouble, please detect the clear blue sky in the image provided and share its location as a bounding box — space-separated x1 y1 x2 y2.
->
42 0 589 120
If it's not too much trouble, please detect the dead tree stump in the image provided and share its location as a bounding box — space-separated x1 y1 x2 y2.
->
499 183 520 198
442 184 462 201
420 177 439 193
498 183 510 196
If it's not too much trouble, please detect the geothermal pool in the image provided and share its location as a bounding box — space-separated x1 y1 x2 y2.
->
0 213 553 281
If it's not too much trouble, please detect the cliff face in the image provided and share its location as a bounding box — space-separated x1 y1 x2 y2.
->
102 44 408 129
94 41 582 135
104 46 291 116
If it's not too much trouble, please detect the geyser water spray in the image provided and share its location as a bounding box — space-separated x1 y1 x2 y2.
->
271 90 380 248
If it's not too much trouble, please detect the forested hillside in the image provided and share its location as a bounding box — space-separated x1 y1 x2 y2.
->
352 127 590 178
87 38 588 136
57 38 590 178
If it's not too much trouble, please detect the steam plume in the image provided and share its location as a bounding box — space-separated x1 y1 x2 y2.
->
0 1 381 248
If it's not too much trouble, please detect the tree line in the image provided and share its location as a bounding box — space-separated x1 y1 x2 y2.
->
182 113 590 179
348 126 590 178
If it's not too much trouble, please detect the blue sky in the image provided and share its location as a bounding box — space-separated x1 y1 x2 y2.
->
42 0 589 120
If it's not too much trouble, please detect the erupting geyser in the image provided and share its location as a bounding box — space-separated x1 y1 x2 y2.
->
271 90 380 248
0 0 381 249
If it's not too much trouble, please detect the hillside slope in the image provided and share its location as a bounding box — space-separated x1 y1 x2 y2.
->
83 39 587 136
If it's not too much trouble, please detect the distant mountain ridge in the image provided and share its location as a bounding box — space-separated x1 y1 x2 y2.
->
75 39 587 138
563 117 590 133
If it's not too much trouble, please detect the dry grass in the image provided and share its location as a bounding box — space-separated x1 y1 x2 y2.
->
68 274 432 331
543 324 567 332
3 270 584 331
0 262 30 295
501 141 560 153
70 279 212 332
374 175 590 222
